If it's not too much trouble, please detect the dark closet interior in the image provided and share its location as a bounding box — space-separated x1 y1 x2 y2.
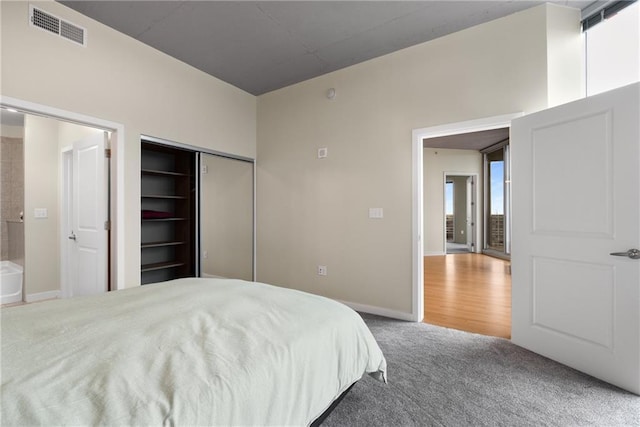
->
140 140 196 284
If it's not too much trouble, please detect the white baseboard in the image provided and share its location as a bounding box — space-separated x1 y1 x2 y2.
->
25 290 60 303
424 251 445 256
336 299 416 322
201 273 228 279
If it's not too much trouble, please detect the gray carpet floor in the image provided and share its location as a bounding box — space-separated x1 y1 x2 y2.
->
323 314 640 426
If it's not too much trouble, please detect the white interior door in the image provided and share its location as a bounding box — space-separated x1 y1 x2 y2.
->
70 132 108 296
511 82 639 394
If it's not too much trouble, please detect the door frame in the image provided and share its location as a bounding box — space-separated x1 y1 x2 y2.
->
2 96 125 291
482 142 512 259
412 112 522 322
60 146 73 298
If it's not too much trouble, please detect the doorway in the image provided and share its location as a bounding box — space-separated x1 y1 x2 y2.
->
444 174 477 254
1 98 123 301
411 113 521 323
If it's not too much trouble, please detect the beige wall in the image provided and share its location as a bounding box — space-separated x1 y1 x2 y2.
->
257 4 583 315
1 125 24 139
424 149 483 255
1 0 257 288
24 115 59 297
546 5 586 106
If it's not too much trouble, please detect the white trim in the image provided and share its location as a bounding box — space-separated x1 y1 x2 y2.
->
1 95 126 291
252 160 257 282
25 290 60 303
412 112 523 323
336 299 415 322
201 273 229 279
411 127 424 322
60 148 73 299
424 251 446 257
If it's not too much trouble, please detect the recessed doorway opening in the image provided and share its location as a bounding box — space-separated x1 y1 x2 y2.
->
413 113 520 336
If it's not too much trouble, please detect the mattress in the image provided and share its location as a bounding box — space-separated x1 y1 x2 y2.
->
1 278 387 425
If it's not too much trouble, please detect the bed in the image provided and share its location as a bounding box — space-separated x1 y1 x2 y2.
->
1 277 387 425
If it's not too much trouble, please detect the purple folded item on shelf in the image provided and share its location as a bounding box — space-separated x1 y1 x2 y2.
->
142 210 173 219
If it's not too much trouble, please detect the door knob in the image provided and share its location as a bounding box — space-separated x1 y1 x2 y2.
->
68 231 77 241
610 249 640 259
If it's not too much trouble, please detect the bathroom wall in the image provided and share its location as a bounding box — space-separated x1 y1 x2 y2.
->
1 124 25 265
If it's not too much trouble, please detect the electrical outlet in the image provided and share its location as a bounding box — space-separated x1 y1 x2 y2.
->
203 250 208 259
317 265 327 276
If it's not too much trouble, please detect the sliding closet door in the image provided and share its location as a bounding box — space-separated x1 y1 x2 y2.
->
200 153 254 281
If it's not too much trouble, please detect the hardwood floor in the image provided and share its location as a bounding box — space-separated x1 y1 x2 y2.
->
424 254 511 339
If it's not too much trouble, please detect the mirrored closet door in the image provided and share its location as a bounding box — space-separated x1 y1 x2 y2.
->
199 153 254 281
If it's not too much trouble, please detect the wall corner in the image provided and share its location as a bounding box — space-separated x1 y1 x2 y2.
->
545 3 586 107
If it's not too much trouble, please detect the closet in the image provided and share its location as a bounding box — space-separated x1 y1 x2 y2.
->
140 137 254 285
140 140 196 284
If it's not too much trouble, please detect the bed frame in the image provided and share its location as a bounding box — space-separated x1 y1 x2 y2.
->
310 383 356 426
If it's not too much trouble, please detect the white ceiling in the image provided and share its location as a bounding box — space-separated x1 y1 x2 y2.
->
58 1 601 96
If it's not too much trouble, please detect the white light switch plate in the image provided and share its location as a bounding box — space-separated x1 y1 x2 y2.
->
369 208 383 219
34 208 48 218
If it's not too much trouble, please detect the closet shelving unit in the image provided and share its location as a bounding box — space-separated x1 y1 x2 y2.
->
140 140 196 284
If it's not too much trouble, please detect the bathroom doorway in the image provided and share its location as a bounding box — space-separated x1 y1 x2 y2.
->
0 108 112 302
0 109 25 305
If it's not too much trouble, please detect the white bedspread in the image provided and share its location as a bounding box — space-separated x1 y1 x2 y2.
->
1 278 386 426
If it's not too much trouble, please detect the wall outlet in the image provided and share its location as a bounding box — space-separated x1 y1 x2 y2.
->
318 147 328 159
317 265 327 276
203 250 208 259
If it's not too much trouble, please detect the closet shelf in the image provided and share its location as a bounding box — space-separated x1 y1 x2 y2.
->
141 241 186 249
141 169 190 177
141 140 196 285
141 261 185 272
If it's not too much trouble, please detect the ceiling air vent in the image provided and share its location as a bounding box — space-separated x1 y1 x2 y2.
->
29 6 86 47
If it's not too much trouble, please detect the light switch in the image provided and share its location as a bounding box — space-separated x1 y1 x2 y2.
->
369 208 384 219
34 208 48 218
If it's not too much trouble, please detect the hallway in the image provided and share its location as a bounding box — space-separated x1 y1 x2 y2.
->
424 254 511 339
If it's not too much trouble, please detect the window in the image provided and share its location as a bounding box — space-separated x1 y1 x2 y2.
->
584 1 639 96
483 143 510 259
445 181 454 242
